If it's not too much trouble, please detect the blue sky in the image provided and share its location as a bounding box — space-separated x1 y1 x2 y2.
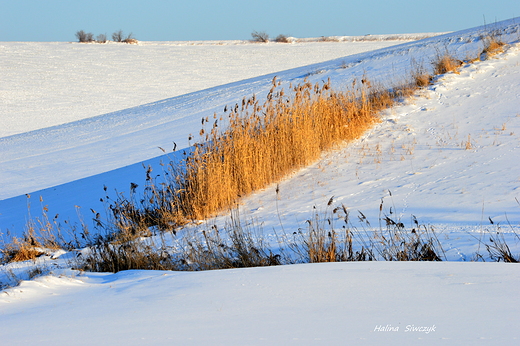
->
1 0 519 41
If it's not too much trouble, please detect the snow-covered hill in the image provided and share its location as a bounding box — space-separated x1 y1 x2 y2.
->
1 19 519 344
2 262 519 344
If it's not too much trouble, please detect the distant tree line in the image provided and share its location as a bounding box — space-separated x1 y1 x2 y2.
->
251 31 292 43
75 30 137 44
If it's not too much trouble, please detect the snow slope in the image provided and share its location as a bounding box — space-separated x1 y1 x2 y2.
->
1 39 416 138
1 19 520 345
1 262 519 344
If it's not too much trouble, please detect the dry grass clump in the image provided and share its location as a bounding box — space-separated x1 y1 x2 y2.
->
373 215 444 261
287 198 445 263
286 203 373 262
481 35 506 58
484 230 519 263
0 226 61 263
81 239 173 272
0 196 83 264
411 64 433 88
81 211 281 272
464 134 473 150
483 38 505 54
413 73 433 88
474 215 520 263
177 212 282 270
409 58 434 88
433 53 463 75
1 237 44 263
411 51 464 89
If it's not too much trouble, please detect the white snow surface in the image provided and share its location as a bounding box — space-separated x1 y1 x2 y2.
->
1 19 520 344
1 262 518 344
1 38 416 138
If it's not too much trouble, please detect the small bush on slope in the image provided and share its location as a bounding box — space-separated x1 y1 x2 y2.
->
481 33 506 60
274 34 291 43
111 30 125 42
75 30 94 43
113 30 137 44
251 31 269 43
96 34 108 43
432 52 463 75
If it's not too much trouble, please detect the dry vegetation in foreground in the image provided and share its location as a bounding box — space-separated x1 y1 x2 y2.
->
80 198 448 273
79 196 519 273
1 196 518 280
1 32 515 275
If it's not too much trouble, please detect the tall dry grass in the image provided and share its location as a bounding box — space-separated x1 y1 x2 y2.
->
107 77 411 236
183 77 385 219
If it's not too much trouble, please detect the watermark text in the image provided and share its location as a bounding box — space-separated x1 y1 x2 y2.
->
373 324 436 334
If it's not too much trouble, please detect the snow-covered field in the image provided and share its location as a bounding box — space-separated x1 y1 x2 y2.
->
1 20 520 344
2 38 421 138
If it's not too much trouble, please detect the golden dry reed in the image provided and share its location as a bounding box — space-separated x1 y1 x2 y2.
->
157 77 404 223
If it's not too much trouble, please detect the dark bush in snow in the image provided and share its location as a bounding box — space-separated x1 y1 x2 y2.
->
76 30 94 43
